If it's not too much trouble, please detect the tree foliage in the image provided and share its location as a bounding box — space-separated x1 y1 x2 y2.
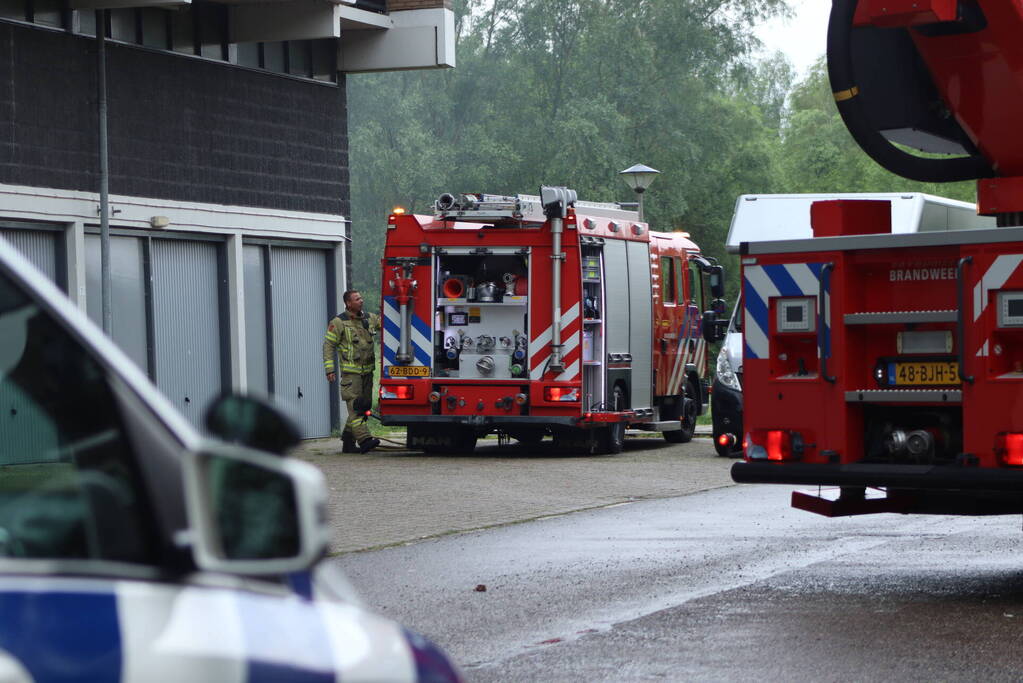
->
348 1 976 305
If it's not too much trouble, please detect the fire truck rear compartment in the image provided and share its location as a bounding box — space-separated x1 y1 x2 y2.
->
433 251 530 381
862 405 963 465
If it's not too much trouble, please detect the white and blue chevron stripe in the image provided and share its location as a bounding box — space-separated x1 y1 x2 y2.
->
382 296 432 375
744 263 829 360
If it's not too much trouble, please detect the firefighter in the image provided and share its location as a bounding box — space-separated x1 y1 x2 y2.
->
323 290 381 453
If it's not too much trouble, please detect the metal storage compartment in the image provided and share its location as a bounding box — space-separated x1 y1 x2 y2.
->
626 240 653 410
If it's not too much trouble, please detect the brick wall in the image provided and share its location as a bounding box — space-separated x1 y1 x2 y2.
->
388 1 451 10
0 22 349 217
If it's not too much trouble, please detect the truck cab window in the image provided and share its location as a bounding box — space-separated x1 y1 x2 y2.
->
660 257 676 304
0 272 154 563
689 260 704 307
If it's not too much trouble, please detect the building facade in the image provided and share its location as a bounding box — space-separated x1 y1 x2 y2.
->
0 0 454 437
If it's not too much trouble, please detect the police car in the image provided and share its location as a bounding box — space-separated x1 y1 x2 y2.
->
0 237 462 682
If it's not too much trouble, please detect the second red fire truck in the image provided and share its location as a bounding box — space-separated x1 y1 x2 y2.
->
378 188 725 454
732 0 1023 517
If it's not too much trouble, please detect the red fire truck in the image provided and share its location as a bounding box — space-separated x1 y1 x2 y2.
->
732 0 1023 516
378 188 725 454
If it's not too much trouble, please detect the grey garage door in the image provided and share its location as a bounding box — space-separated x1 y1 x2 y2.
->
85 234 149 374
0 223 64 459
0 223 63 286
151 239 225 426
270 246 331 438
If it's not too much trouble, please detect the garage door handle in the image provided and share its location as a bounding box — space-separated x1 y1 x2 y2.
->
297 386 304 398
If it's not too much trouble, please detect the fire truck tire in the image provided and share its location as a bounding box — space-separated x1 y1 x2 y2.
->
552 429 600 456
667 379 698 444
663 427 684 443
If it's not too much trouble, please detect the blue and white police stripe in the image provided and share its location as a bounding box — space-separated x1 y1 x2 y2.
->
744 263 829 360
382 296 432 376
0 575 459 682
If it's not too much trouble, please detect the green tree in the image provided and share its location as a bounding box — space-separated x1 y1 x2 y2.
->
348 0 791 306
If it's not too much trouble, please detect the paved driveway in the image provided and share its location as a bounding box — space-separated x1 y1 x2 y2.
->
292 432 734 554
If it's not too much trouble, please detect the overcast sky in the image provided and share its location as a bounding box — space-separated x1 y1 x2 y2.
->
754 0 831 77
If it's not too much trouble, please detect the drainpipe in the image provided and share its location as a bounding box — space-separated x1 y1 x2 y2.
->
97 10 111 335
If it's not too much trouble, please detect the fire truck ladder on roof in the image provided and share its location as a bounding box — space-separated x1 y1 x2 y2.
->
434 192 636 225
434 193 547 224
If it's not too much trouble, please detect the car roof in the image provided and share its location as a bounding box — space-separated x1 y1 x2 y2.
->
0 235 202 452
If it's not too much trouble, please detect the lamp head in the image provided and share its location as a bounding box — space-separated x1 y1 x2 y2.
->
619 164 660 193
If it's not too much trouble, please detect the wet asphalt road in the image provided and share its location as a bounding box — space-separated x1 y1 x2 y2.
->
333 482 1023 681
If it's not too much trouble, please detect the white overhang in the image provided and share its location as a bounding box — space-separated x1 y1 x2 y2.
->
339 3 392 30
63 0 455 73
339 7 454 72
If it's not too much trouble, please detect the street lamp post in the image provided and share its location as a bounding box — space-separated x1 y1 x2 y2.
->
619 164 660 222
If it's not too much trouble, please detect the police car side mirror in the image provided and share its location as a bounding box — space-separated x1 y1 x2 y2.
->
702 310 727 343
205 394 302 455
182 444 330 576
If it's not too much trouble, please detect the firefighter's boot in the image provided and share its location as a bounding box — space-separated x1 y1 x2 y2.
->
341 433 357 453
358 437 381 453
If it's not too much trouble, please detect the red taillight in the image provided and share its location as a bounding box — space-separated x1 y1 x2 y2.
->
544 386 580 402
1000 433 1023 466
717 434 731 447
380 385 413 400
766 430 791 461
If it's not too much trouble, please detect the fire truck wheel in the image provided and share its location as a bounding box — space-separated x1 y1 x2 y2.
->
666 379 697 444
552 429 600 455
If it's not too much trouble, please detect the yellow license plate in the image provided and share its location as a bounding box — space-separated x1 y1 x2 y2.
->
889 361 959 386
388 365 430 377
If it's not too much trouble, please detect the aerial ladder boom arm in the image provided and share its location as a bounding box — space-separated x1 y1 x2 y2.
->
828 0 1023 221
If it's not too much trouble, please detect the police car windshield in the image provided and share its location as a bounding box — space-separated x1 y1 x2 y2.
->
0 271 155 563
